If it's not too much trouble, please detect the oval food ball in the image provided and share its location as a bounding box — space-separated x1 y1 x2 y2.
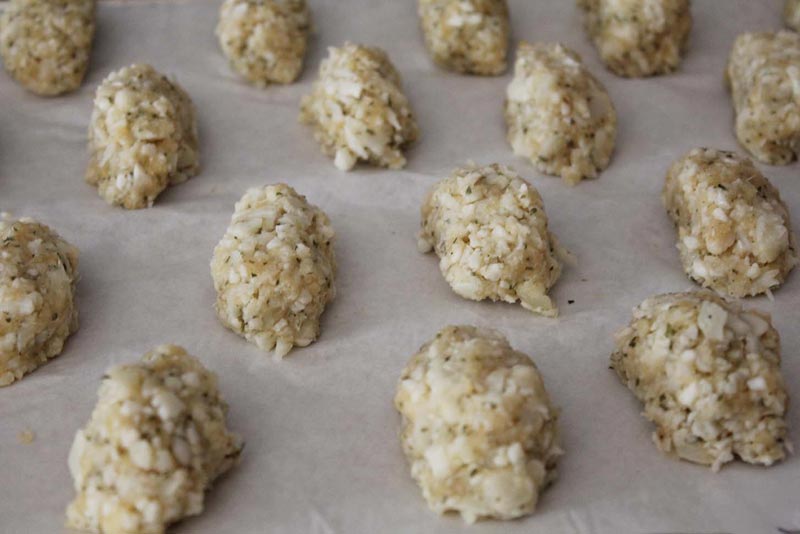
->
505 42 616 185
211 184 335 359
788 0 800 31
299 43 418 171
216 0 310 86
0 0 96 96
0 217 79 386
577 0 691 78
419 163 566 316
86 64 200 209
611 292 791 471
395 325 562 523
66 345 243 534
725 31 800 165
663 148 797 297
417 0 510 75
0 219 78 386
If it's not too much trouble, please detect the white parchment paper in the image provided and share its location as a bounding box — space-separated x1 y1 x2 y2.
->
1 1 798 532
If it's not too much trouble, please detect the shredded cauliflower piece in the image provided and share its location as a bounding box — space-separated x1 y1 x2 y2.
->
612 292 791 471
725 30 800 165
299 43 418 171
395 325 562 523
0 0 96 95
0 217 79 386
211 184 336 359
419 163 565 316
663 148 797 297
66 345 243 534
216 0 310 86
505 42 616 185
417 0 510 75
86 64 200 209
577 0 692 77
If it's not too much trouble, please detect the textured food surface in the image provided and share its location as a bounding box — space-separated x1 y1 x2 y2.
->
0 0 96 95
611 292 791 471
216 0 310 86
725 31 800 165
504 42 616 185
788 0 800 30
2 1 799 533
299 43 418 171
417 0 510 75
66 345 243 534
211 184 336 359
0 217 79 387
419 163 565 316
577 0 692 77
86 63 200 209
663 148 797 297
395 325 562 523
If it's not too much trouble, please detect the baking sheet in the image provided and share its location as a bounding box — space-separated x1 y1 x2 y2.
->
1 0 799 532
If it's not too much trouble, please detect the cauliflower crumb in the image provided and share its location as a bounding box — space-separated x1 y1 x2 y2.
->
0 0 96 95
17 429 35 444
419 163 565 316
577 0 692 77
663 148 797 297
216 0 310 86
211 184 336 359
66 345 243 534
86 64 200 209
299 43 418 171
0 217 79 387
417 0 510 75
612 292 791 471
725 30 800 165
505 42 616 185
395 325 562 523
